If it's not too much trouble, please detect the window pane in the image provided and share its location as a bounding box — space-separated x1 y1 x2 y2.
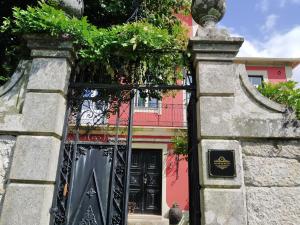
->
249 76 263 87
135 91 146 107
137 97 146 107
148 98 158 108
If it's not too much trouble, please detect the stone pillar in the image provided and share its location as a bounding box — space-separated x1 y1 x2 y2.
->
0 35 73 225
190 34 247 225
190 1 247 224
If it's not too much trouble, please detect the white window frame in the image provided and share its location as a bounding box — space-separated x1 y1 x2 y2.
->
134 91 162 113
247 70 268 87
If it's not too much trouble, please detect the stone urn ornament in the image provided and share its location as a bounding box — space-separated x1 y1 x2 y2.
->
191 0 229 38
169 203 183 225
50 0 84 17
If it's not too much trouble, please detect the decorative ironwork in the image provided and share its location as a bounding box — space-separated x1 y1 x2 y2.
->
79 205 98 225
114 189 123 200
86 188 97 198
110 145 127 225
76 146 89 160
103 148 113 161
51 144 74 224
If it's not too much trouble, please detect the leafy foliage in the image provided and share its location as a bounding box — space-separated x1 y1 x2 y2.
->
0 1 189 87
258 81 300 120
84 0 190 28
171 130 188 156
0 0 35 85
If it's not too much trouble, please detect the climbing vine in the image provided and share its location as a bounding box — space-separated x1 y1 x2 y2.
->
0 1 190 86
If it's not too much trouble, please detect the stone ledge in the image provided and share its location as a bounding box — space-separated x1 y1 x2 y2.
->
189 36 244 64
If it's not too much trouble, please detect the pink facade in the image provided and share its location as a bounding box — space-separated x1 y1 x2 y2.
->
166 154 189 211
246 65 287 83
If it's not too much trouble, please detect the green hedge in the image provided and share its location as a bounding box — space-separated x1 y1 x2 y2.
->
258 81 300 120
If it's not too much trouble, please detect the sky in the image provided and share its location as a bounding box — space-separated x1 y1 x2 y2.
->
219 0 300 83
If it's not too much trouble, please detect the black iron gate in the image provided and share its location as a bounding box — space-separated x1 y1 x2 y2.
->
50 79 134 225
50 58 201 225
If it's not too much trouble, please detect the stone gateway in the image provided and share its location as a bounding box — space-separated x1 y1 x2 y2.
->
0 0 299 225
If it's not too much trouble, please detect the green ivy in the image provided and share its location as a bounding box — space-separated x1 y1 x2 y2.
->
258 81 300 120
171 130 188 156
0 2 189 86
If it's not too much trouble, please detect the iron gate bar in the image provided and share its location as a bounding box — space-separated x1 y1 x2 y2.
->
123 90 135 225
188 90 201 225
50 105 73 225
69 84 196 91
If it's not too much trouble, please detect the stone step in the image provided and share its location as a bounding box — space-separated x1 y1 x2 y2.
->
128 215 169 225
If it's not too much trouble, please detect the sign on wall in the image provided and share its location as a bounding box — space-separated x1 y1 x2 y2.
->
208 150 236 178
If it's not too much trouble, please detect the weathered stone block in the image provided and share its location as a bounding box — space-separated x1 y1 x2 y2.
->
201 188 246 225
198 95 299 138
27 58 71 94
0 114 25 133
199 140 243 187
10 136 61 182
0 183 54 225
0 60 31 114
196 62 235 96
197 96 235 138
22 92 66 136
242 141 300 159
246 187 300 225
244 156 300 187
0 136 15 203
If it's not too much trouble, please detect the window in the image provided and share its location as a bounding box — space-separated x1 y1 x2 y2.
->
248 75 263 87
134 91 159 109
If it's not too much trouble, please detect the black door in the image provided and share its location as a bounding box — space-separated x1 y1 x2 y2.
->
129 149 162 215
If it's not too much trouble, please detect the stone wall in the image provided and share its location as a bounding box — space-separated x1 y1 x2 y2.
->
0 136 15 207
242 141 300 225
190 32 300 225
0 60 30 210
0 36 73 225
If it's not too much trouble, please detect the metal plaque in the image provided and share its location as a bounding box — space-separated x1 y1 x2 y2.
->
208 150 236 178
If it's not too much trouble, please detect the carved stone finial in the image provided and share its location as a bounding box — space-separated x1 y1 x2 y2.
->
192 0 226 27
51 0 84 17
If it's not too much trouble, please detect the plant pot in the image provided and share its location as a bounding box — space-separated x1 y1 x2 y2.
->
169 203 183 225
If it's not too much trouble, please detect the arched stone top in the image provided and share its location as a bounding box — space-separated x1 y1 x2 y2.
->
237 64 286 113
0 60 31 98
